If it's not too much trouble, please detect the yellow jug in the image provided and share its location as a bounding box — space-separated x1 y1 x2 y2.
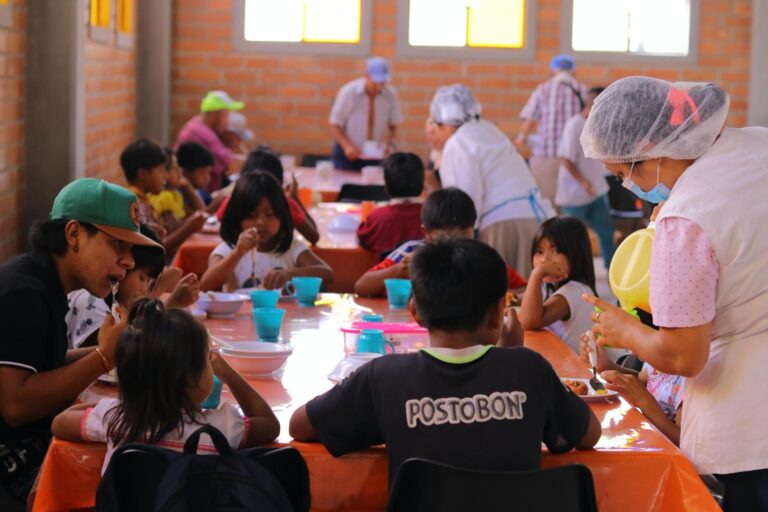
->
608 223 655 313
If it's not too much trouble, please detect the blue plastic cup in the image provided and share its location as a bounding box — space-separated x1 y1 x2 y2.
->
356 329 395 355
285 276 323 307
202 375 222 409
252 307 286 341
250 289 280 308
362 314 383 322
384 279 412 309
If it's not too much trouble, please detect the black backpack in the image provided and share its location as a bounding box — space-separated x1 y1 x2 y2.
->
96 424 310 512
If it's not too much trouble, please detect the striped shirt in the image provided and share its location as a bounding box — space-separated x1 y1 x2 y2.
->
520 76 587 158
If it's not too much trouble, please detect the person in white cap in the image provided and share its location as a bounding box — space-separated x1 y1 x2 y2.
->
518 54 588 204
581 76 768 512
175 91 246 193
329 57 403 170
221 111 255 156
428 84 553 276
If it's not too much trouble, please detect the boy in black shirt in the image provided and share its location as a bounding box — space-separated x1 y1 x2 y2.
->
290 239 601 486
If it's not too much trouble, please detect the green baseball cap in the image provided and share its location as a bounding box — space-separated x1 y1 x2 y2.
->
200 90 245 113
50 178 163 249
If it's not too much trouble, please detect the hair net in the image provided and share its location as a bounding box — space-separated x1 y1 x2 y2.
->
429 84 482 126
581 76 730 163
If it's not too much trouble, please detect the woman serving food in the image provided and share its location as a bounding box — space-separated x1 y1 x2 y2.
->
579 76 768 512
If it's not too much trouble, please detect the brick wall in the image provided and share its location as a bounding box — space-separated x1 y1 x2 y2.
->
84 38 136 184
0 0 25 261
170 0 753 161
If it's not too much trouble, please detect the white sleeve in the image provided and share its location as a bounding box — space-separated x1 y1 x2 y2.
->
202 403 247 449
440 135 484 219
211 242 233 259
84 398 120 443
556 117 580 161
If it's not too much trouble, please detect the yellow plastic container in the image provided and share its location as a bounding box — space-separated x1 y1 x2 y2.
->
608 223 655 313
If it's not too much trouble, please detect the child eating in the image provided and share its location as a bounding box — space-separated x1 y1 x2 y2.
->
200 172 333 291
53 299 280 472
356 152 425 259
354 188 526 297
290 238 600 486
519 217 598 353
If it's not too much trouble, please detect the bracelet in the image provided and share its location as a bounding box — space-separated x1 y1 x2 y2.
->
94 348 111 373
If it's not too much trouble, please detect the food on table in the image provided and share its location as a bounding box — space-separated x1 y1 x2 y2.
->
562 378 588 396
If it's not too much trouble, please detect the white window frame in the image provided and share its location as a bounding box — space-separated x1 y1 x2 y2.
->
0 1 12 29
231 0 373 56
396 0 536 61
560 0 701 65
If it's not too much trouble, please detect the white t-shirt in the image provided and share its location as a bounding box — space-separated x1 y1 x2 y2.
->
555 115 610 207
211 238 310 289
543 281 595 353
83 397 249 474
66 290 110 348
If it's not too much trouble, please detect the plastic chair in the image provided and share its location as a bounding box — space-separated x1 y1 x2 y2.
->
387 459 597 512
336 184 390 203
300 154 331 168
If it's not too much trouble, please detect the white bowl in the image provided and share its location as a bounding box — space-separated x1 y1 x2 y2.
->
196 293 248 318
328 214 359 232
328 352 380 383
220 341 293 377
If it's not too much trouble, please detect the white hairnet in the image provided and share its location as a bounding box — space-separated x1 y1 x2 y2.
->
429 84 482 126
581 76 730 163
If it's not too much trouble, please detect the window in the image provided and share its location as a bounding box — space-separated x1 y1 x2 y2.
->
563 0 699 63
397 0 535 60
88 0 113 44
233 0 372 56
116 0 134 48
0 0 11 29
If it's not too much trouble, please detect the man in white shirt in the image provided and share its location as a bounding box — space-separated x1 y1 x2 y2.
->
556 87 615 269
329 57 403 170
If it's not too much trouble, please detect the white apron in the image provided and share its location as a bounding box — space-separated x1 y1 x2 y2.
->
656 127 768 474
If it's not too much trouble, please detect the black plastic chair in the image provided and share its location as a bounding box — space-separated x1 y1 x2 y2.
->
300 154 332 168
336 184 390 203
387 459 597 512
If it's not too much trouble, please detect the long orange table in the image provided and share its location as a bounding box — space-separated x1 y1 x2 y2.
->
287 166 381 203
173 203 376 293
32 296 719 511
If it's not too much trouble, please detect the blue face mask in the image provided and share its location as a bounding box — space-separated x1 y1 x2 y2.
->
622 160 670 204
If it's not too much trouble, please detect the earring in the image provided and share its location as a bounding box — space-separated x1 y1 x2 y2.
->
74 244 79 253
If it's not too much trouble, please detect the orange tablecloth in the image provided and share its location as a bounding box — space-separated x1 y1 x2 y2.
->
32 297 719 511
173 204 376 293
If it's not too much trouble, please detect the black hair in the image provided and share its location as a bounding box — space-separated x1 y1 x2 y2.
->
383 152 425 198
589 80 728 158
587 86 606 97
119 138 168 183
241 150 284 183
132 224 165 279
421 187 477 232
220 171 294 253
531 216 597 295
411 238 507 331
176 142 214 172
28 219 99 255
107 299 209 444
163 146 175 170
